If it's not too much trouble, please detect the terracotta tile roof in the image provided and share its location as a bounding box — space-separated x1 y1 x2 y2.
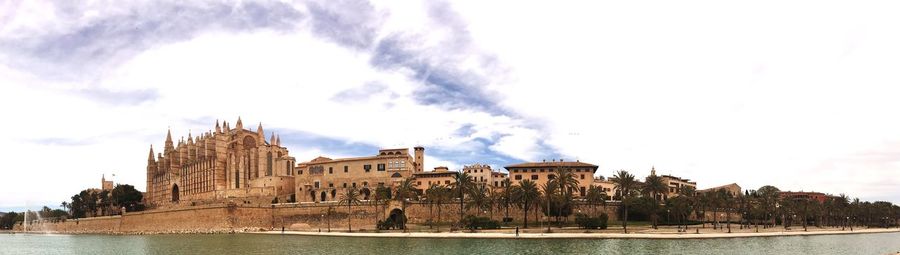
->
504 161 598 169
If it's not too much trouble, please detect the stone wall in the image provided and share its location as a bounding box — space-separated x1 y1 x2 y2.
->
28 201 622 234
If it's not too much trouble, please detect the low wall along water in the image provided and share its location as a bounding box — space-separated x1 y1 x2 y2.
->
26 201 623 234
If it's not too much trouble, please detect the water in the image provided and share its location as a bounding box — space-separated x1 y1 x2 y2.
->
1 232 899 255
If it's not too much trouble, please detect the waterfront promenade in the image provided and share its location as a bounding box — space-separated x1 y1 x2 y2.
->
255 226 900 239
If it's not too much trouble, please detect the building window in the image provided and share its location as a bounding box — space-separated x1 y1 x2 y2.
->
580 187 586 197
581 174 585 179
329 183 334 188
352 183 357 188
364 165 371 172
531 169 536 173
343 183 347 188
298 170 303 175
377 164 385 171
363 181 368 186
314 181 320 188
328 167 333 174
444 180 450 185
417 181 422 186
515 175 522 180
344 166 348 173
531 175 538 180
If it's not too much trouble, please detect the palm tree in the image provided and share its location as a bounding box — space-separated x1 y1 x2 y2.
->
450 172 476 221
374 184 392 222
499 179 513 222
425 184 442 228
512 180 540 228
325 205 336 232
394 178 418 231
428 185 450 232
467 185 491 217
338 187 362 232
585 185 608 217
550 167 579 226
643 174 667 202
541 182 557 232
610 170 637 233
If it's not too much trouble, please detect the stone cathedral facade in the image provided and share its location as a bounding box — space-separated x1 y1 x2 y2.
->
145 118 296 208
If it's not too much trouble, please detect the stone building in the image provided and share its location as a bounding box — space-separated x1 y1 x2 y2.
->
413 166 457 194
698 183 742 196
649 167 697 200
779 191 830 203
504 160 599 197
101 174 114 191
463 164 509 188
145 118 297 208
294 147 424 202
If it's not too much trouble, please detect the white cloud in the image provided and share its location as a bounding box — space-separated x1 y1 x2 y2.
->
2 0 900 209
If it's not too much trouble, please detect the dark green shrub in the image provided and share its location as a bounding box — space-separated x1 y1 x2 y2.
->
460 215 501 231
575 213 608 229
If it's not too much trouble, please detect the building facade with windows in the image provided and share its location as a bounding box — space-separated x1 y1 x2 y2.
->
145 118 296 208
463 164 509 188
504 160 599 197
294 147 424 202
413 166 457 195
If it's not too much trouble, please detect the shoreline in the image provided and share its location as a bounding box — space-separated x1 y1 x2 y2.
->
251 228 900 240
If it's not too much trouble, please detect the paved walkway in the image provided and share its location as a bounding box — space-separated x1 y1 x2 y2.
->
254 228 900 239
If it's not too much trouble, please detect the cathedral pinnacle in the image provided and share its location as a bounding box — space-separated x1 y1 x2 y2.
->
148 145 155 161
236 117 243 130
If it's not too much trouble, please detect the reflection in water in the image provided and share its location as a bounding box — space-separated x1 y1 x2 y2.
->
2 232 899 255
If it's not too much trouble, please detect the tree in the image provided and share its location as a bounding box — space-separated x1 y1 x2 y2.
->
426 185 450 231
499 179 513 222
374 184 392 222
642 174 667 202
716 189 734 233
610 170 638 233
111 184 144 213
757 185 780 228
0 212 18 230
467 185 491 217
512 180 540 228
550 167 579 226
585 185 608 217
394 178 418 230
338 187 362 232
450 172 476 222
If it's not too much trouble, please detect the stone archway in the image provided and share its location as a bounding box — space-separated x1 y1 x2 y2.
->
171 184 180 202
320 191 327 202
310 190 316 202
388 208 406 230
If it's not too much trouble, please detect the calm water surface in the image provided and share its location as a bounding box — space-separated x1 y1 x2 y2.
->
2 232 899 255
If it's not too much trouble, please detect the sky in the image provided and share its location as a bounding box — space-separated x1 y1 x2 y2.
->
2 0 900 210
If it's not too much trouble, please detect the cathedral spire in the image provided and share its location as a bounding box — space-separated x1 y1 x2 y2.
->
258 122 265 140
275 134 281 146
165 129 174 150
148 145 155 161
270 132 276 145
215 120 221 133
236 117 243 130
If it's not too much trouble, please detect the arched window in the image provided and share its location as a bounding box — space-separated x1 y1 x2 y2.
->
391 172 402 178
266 152 273 176
171 184 180 202
330 189 337 199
